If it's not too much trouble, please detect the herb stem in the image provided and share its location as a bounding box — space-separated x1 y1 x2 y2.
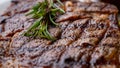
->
24 0 65 41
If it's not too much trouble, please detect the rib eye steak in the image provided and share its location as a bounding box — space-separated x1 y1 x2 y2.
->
0 0 120 68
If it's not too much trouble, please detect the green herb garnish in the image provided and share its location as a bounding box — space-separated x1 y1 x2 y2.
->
24 0 65 41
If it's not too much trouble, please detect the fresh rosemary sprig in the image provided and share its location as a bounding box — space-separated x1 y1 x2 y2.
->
24 0 65 41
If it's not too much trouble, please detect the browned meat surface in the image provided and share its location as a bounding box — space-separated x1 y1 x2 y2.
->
0 0 120 68
1 14 34 37
2 0 37 16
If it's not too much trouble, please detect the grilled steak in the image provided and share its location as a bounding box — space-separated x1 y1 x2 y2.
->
0 0 120 68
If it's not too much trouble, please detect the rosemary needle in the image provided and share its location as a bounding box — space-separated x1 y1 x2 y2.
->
24 0 65 41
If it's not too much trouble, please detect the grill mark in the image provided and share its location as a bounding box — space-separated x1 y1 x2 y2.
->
59 21 72 37
67 19 110 66
56 19 90 67
100 3 107 12
68 19 90 46
97 29 110 47
70 19 109 48
94 21 120 67
67 19 91 48
38 46 66 66
50 19 89 50
89 24 110 67
74 2 118 14
84 2 92 11
98 19 120 47
49 19 90 50
89 19 110 66
56 46 66 63
103 29 119 65
89 3 118 13
96 20 110 47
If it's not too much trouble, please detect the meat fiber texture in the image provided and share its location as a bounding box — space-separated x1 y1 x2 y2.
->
0 0 120 68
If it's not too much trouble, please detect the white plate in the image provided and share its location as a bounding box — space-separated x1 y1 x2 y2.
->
0 0 11 15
